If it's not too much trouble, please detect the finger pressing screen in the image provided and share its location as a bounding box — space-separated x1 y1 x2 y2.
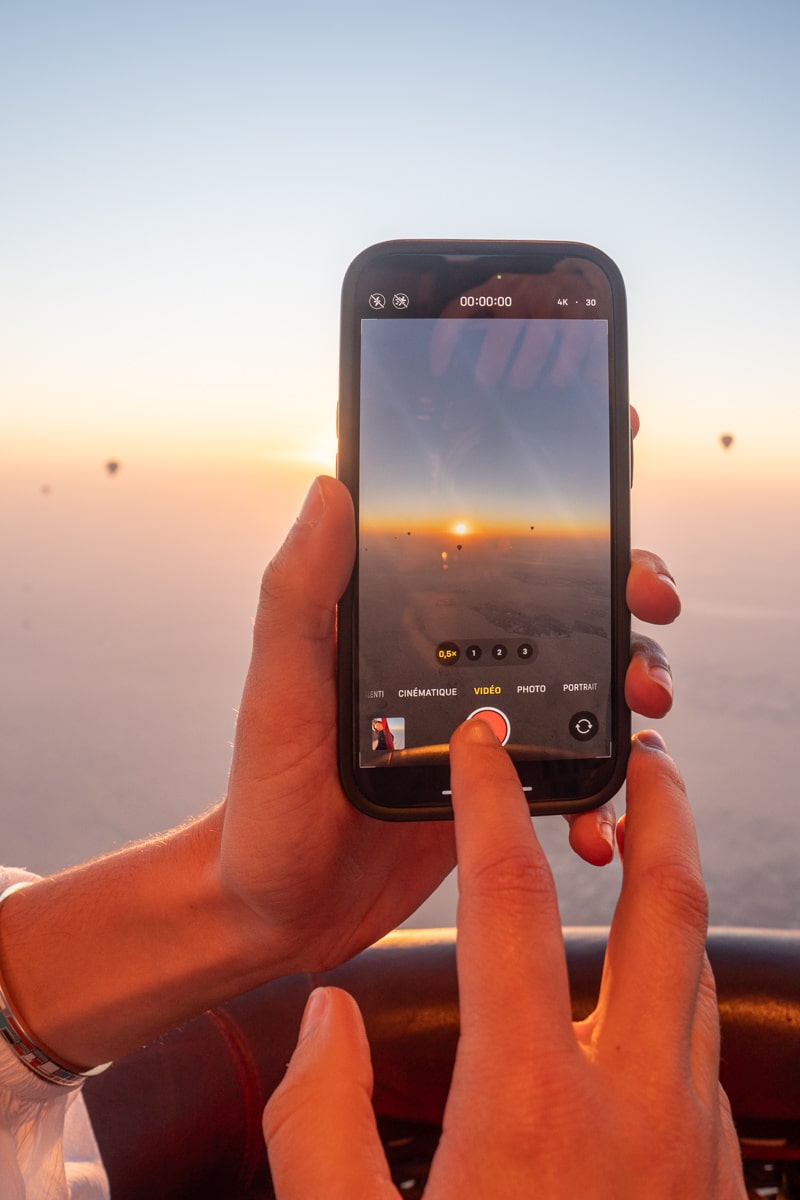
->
448 719 575 1066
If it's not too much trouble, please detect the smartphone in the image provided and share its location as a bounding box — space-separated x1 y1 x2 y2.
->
337 240 631 820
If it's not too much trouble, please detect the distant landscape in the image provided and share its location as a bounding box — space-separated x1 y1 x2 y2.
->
2 456 799 930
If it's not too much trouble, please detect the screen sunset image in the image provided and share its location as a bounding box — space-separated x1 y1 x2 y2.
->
355 314 614 758
359 317 612 534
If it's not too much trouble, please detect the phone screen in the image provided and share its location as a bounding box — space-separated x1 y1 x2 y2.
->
338 243 630 818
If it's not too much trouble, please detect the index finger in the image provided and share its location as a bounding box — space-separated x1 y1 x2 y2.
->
449 720 575 1062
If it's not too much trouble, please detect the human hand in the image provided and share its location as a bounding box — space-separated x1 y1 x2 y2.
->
219 474 679 978
218 476 455 979
263 727 746 1199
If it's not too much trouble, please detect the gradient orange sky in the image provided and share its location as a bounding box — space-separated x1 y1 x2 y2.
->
2 4 798 492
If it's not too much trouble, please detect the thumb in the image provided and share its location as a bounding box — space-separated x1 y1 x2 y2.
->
255 475 355 649
263 988 396 1199
231 475 354 785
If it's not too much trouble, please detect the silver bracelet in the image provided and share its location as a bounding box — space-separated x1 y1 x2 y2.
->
0 881 111 1086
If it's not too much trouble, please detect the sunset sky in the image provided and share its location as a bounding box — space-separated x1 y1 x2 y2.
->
2 0 798 486
359 316 612 532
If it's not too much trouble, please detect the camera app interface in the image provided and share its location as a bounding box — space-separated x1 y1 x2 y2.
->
357 270 614 768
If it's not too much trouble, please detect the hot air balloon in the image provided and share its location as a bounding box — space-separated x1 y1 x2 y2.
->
105 460 120 475
720 434 734 450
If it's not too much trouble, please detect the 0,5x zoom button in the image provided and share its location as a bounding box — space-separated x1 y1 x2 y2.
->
436 642 460 664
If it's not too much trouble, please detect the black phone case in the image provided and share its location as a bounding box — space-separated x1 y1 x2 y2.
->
337 240 631 820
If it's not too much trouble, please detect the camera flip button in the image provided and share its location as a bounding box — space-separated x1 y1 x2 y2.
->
466 706 511 745
569 711 599 741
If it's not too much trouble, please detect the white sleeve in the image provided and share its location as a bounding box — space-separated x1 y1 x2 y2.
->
0 867 110 1200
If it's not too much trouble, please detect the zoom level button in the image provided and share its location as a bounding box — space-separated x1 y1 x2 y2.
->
436 642 460 664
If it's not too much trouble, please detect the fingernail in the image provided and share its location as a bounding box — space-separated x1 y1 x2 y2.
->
656 571 680 598
298 987 328 1043
647 664 673 696
296 478 326 528
635 729 668 752
599 818 616 854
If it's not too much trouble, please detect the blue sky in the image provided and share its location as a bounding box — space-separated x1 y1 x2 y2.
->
2 0 798 473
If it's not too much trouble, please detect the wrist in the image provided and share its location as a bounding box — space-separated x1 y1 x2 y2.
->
0 808 279 1068
0 882 112 1084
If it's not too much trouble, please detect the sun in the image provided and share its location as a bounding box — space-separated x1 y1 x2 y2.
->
282 431 338 470
452 521 470 536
